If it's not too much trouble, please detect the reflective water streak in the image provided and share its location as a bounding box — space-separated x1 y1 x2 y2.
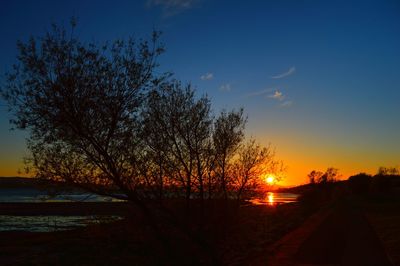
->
249 192 298 206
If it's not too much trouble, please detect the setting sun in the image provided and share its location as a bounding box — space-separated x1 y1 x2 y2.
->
265 175 275 184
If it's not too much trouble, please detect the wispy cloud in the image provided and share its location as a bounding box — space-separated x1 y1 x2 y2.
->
280 100 293 107
146 0 199 16
200 72 213 80
268 90 285 101
246 88 274 97
247 88 294 108
271 66 296 79
219 83 232 92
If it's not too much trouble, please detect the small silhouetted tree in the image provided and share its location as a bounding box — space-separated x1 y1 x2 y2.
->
317 167 340 184
308 170 323 184
308 168 340 184
377 166 399 176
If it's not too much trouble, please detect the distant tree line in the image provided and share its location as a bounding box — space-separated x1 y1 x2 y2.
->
348 166 400 195
306 166 400 196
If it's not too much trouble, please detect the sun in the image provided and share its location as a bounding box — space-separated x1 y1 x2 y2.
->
265 174 275 184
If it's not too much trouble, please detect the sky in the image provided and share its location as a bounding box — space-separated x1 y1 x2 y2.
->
0 0 399 186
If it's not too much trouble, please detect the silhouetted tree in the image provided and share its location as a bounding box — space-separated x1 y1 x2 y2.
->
1 21 278 205
377 166 399 176
320 167 340 183
308 170 323 184
307 168 340 184
2 21 287 265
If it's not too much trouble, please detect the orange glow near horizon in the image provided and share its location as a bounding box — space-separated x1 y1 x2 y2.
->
250 128 399 187
0 161 27 177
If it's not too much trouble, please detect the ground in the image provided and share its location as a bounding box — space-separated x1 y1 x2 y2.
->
1 190 399 265
0 201 306 265
264 194 399 266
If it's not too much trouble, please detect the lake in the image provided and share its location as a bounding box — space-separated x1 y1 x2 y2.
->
0 188 123 232
0 188 298 232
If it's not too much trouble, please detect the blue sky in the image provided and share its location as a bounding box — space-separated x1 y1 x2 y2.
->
1 0 399 185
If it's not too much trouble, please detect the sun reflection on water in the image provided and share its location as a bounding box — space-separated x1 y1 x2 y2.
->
247 192 298 206
267 192 274 206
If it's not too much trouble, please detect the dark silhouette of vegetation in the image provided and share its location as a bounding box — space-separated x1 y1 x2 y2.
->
143 82 215 204
297 167 344 214
348 173 372 195
342 167 400 196
0 22 281 204
307 167 340 185
371 166 400 194
377 166 399 176
307 170 323 184
1 21 284 264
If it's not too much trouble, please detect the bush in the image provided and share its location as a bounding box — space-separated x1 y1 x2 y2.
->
348 173 371 195
371 174 393 193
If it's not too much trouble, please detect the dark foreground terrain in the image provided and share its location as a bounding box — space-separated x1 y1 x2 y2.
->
0 200 306 265
263 193 400 266
1 187 399 265
267 199 392 265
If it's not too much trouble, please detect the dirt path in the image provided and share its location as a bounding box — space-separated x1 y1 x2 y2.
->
268 199 393 266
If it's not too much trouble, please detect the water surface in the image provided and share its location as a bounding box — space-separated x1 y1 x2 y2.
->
0 215 122 232
249 192 298 206
0 188 119 202
0 188 123 232
0 189 298 232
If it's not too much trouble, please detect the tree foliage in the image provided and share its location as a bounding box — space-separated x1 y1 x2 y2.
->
142 82 214 201
1 22 283 208
308 167 340 184
377 166 399 176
